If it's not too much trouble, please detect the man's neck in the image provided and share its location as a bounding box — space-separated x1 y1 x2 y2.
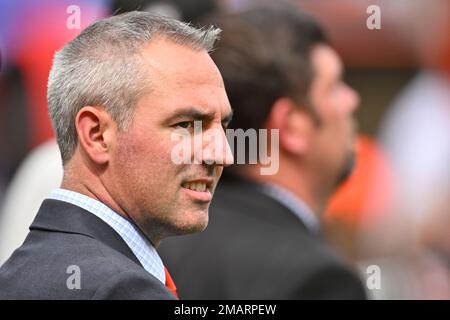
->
233 164 329 215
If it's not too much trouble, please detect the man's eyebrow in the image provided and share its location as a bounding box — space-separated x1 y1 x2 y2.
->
165 107 216 124
165 107 234 125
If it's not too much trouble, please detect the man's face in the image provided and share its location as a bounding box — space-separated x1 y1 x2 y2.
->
108 39 233 244
307 44 360 188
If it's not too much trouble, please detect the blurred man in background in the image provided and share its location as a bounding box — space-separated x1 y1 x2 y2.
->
160 4 367 299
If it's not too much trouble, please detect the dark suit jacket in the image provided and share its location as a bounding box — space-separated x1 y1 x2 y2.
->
160 176 367 299
0 199 175 300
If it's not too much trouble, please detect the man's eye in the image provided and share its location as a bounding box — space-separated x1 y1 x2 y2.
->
174 121 193 129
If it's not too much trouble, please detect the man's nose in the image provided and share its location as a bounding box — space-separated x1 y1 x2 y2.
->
201 126 234 167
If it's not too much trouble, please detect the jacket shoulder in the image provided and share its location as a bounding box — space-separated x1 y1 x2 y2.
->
0 230 172 299
92 270 175 300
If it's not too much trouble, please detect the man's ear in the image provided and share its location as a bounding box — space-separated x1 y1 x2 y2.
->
265 97 313 156
75 106 116 165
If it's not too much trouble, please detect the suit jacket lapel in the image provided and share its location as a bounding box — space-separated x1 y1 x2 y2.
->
30 199 142 267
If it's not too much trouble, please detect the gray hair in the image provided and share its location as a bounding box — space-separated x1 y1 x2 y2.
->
47 11 221 164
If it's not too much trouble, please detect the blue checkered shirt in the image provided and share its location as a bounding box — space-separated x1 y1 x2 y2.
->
48 188 166 284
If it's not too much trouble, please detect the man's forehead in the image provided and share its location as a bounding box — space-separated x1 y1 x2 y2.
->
136 38 230 118
136 73 231 121
162 86 232 117
141 38 223 86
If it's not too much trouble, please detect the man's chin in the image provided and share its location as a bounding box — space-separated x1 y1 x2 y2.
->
172 210 209 235
183 219 209 234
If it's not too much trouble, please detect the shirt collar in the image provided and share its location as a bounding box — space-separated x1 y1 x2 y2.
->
259 183 320 233
48 188 166 284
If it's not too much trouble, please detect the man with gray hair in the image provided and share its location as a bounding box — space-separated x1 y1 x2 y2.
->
0 11 233 299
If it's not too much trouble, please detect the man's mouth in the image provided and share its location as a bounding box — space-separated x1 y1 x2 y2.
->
181 179 214 202
181 181 209 192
